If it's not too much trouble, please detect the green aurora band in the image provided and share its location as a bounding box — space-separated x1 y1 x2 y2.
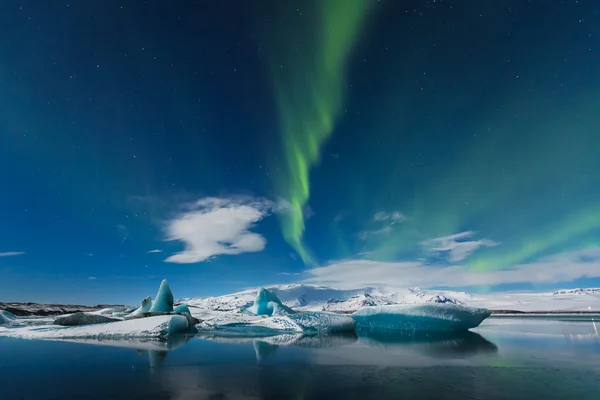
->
266 0 373 265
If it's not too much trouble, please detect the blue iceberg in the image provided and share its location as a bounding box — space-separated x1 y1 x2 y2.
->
352 303 491 332
0 310 16 325
149 279 174 313
173 304 191 314
126 296 153 319
247 288 294 316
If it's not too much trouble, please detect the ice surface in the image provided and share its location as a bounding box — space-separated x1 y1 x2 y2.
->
54 312 120 326
149 280 174 313
126 296 153 319
248 288 295 316
198 311 355 335
352 303 491 332
0 315 191 340
0 310 16 325
173 304 191 314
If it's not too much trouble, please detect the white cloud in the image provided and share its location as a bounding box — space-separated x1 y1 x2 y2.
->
357 211 406 240
421 231 499 262
88 276 97 280
0 251 25 257
373 211 406 225
147 249 163 253
302 247 600 289
164 196 273 264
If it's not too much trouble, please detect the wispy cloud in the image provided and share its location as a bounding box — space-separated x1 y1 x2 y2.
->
0 251 25 257
164 196 274 264
147 249 163 253
421 231 499 262
373 211 406 224
302 247 600 289
88 276 97 280
357 211 406 240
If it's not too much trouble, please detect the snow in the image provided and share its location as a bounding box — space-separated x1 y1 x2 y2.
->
352 304 491 331
0 315 191 340
149 279 174 313
180 284 600 313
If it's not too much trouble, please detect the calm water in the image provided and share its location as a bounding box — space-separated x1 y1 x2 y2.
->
1 317 599 400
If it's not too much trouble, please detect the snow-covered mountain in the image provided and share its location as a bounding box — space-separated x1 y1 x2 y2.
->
178 284 600 313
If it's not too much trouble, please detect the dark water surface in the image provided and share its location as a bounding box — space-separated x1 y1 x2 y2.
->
1 317 599 400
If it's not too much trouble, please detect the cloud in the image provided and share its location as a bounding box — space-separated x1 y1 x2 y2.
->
421 231 499 262
0 251 25 257
164 196 273 264
302 247 600 289
147 249 163 253
373 211 406 224
88 276 97 280
357 211 406 240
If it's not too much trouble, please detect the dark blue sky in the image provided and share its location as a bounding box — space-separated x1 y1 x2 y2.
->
1 1 599 304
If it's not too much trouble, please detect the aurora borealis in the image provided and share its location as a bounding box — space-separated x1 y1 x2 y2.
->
263 0 373 265
1 0 599 302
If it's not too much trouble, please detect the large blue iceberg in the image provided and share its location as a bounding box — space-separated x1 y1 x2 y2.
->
247 288 294 316
352 303 491 332
149 279 174 313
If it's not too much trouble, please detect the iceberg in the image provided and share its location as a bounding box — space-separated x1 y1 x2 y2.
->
173 304 191 314
54 312 120 326
247 288 295 316
0 315 191 340
126 296 153 319
149 279 174 313
200 311 355 336
352 303 491 332
0 310 16 325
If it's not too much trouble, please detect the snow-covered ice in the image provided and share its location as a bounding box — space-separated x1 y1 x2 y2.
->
352 303 491 331
149 280 174 313
0 315 191 340
197 311 356 336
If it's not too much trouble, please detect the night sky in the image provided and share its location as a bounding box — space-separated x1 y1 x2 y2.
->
1 1 599 304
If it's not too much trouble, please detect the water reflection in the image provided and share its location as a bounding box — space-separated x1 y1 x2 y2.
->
357 330 498 358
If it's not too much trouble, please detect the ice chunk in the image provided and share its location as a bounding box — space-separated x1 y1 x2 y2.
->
149 280 174 313
54 312 120 326
0 310 16 325
352 303 491 332
126 296 153 319
200 311 355 335
173 304 190 314
0 315 191 340
248 288 295 316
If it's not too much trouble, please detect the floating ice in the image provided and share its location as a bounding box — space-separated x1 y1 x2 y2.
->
173 304 191 314
54 312 120 326
149 280 174 313
0 315 191 340
126 296 153 319
199 311 355 336
352 303 491 332
248 288 295 316
0 310 16 325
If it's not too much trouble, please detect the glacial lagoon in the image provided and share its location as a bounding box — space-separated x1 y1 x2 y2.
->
1 316 599 400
